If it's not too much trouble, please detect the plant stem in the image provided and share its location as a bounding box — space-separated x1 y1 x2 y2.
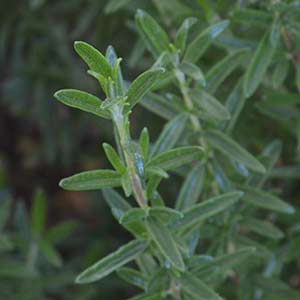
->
111 104 148 209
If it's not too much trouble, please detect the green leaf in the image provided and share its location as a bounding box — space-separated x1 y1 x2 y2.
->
204 129 266 173
103 143 126 174
117 267 147 289
272 60 289 89
120 208 146 225
0 235 13 251
179 62 206 86
125 68 165 111
127 293 163 300
74 41 111 78
205 49 248 93
39 239 62 267
149 207 183 223
243 32 275 97
224 79 246 134
75 239 148 284
175 17 197 54
54 89 110 119
139 128 150 161
150 114 187 158
140 93 181 120
191 247 256 276
59 170 122 191
135 9 170 57
241 217 284 240
176 162 205 211
241 186 295 214
148 146 203 171
146 216 185 271
179 272 222 300
296 61 300 93
46 221 77 244
31 189 46 235
106 45 124 95
174 191 243 230
232 8 272 27
146 166 169 179
191 88 230 121
184 20 229 63
102 189 132 221
104 0 133 14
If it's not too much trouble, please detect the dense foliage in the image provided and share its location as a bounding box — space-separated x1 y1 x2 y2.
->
1 0 300 299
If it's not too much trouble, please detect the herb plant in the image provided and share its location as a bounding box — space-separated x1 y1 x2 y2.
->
54 5 300 300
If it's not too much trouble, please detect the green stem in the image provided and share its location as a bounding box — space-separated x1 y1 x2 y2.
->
111 105 148 209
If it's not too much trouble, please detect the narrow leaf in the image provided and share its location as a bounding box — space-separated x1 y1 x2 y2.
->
31 189 46 235
175 17 197 54
174 191 243 230
243 32 275 97
103 143 126 174
135 9 170 57
180 272 222 300
150 114 187 158
76 240 148 284
184 20 229 63
54 89 110 119
146 216 185 271
149 207 183 223
148 146 203 171
204 129 266 173
117 267 147 289
176 162 205 211
179 62 206 86
102 189 131 221
125 68 165 111
59 170 121 191
241 186 295 214
191 88 230 121
242 217 284 240
205 49 248 93
74 41 111 77
104 0 133 14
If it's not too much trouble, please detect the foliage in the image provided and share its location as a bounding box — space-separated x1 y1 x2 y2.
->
54 1 300 299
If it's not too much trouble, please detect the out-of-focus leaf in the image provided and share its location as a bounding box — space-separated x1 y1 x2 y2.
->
127 293 163 300
59 170 122 191
175 162 205 211
75 239 148 284
191 88 230 121
74 41 111 77
175 17 197 54
102 189 132 221
54 89 110 119
204 129 266 173
241 186 295 214
46 220 77 244
179 272 222 300
139 128 150 161
149 207 183 223
117 267 147 289
179 62 206 86
150 114 187 158
31 189 46 235
241 217 284 240
148 146 203 171
191 247 256 276
174 191 243 231
243 32 275 97
135 9 170 57
146 216 185 271
104 0 133 14
125 68 165 111
39 239 62 267
205 49 248 93
272 60 289 89
0 197 11 231
184 20 229 63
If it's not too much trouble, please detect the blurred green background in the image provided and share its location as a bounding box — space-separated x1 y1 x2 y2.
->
1 0 300 299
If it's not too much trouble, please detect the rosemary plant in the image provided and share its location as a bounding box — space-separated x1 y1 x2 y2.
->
54 6 299 300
